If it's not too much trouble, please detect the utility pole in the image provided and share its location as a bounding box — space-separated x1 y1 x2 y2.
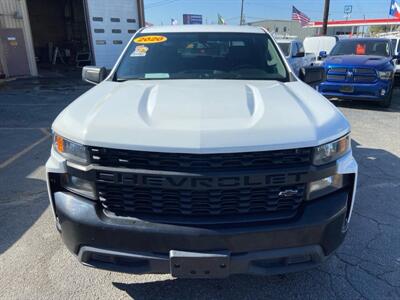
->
322 0 330 35
240 0 244 25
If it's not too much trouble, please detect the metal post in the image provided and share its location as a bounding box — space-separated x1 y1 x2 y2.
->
322 0 330 35
240 0 244 25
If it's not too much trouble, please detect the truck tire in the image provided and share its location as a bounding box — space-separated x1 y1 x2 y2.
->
380 88 393 108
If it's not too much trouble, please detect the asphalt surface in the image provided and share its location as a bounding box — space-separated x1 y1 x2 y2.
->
0 76 399 300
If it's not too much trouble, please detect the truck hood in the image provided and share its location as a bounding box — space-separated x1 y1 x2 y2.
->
53 80 349 153
324 55 391 68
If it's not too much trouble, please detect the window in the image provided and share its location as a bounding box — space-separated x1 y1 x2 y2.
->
94 29 105 33
297 42 305 54
128 29 137 34
115 32 288 81
330 39 391 57
277 42 290 56
283 26 287 33
113 40 123 44
111 18 120 22
391 39 397 53
127 18 136 23
292 42 298 56
96 40 106 45
92 17 103 22
112 29 122 33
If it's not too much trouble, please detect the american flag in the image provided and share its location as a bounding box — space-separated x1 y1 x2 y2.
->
292 6 310 27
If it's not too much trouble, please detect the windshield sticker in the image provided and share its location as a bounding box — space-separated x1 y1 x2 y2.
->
130 45 149 57
356 43 366 55
145 73 170 79
133 35 167 44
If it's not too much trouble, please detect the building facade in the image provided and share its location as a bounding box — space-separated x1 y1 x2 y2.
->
0 0 145 78
248 19 318 40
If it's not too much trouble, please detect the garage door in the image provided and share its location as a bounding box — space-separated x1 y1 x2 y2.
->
85 0 140 68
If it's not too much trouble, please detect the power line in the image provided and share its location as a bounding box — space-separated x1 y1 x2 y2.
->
145 0 180 9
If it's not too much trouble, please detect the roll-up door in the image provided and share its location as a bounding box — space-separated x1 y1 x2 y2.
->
85 0 140 68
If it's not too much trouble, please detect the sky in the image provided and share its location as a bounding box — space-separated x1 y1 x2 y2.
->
144 0 396 25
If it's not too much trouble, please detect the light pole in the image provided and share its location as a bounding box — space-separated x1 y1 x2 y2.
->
322 0 330 35
240 0 244 25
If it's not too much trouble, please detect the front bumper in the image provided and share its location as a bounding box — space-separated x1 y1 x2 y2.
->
55 189 349 277
319 80 392 101
46 150 357 277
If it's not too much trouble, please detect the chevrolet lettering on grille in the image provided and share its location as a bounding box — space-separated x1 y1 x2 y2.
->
97 171 307 190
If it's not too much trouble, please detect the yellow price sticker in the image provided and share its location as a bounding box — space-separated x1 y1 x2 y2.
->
133 35 167 44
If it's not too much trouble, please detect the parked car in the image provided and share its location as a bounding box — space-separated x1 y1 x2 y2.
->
46 25 357 278
303 36 338 65
277 39 316 75
389 36 400 84
318 38 397 107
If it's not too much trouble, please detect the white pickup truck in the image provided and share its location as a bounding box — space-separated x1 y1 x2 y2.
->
46 25 357 278
277 39 316 76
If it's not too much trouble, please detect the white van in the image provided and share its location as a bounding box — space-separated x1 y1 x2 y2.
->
303 36 338 65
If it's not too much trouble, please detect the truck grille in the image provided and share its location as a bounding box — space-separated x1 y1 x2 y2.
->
90 147 311 224
327 67 377 83
97 181 306 219
88 147 312 171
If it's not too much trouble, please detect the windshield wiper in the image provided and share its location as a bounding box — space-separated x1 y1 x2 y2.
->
115 77 147 82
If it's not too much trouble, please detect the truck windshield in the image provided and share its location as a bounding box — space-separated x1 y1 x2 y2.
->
115 32 288 81
330 40 391 57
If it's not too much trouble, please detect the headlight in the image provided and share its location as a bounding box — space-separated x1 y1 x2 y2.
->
60 174 96 199
307 174 343 200
313 135 351 165
377 71 393 80
53 133 89 164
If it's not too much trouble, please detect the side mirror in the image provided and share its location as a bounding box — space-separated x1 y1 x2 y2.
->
319 51 328 59
299 66 326 86
82 66 107 84
294 51 305 58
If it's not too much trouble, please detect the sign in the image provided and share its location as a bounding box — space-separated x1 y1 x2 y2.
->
183 14 203 24
133 35 167 44
344 5 352 14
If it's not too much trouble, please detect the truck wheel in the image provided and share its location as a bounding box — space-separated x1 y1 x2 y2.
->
380 88 393 108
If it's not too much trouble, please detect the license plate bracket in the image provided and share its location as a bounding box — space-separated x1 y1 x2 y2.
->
339 85 354 93
170 250 230 278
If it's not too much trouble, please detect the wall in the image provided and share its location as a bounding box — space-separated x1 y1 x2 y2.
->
0 0 37 76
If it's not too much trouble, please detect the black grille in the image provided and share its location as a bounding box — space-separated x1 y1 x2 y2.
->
88 147 312 172
90 147 311 223
97 180 306 220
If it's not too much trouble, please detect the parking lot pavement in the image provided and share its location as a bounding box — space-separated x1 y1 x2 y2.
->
0 77 399 300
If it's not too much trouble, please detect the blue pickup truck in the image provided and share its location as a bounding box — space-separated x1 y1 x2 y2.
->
318 38 397 107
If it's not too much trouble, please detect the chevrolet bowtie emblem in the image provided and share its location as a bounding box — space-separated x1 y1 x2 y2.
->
278 189 299 197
